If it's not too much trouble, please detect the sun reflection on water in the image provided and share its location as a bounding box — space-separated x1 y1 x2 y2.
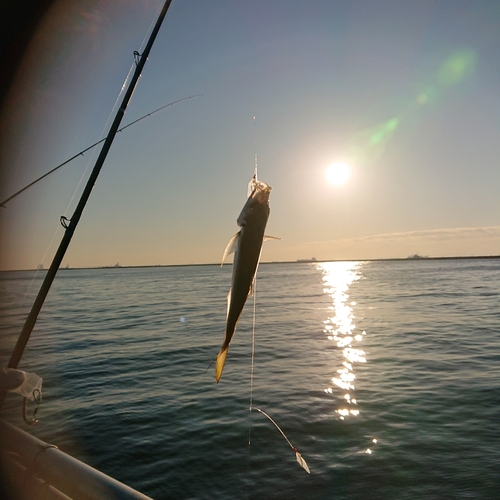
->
318 262 366 420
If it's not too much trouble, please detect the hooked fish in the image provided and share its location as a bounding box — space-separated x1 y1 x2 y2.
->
216 176 275 383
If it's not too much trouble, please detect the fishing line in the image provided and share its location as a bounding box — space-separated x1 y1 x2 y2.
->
244 276 258 500
19 1 168 292
139 1 165 54
253 114 258 181
66 65 134 208
61 0 165 219
33 69 130 269
14 97 204 312
248 276 257 447
248 56 258 433
10 6 186 316
253 408 311 474
1 95 203 207
17 26 145 302
245 16 308 474
246 267 310 473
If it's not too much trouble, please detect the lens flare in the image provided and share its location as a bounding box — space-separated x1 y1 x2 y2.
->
438 49 476 87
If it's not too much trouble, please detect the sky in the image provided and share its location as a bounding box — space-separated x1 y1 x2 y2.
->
1 0 500 270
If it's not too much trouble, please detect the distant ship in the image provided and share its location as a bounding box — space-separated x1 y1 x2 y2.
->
407 253 428 259
297 257 317 263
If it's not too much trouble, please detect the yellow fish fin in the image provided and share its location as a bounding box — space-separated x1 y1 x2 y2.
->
215 347 229 383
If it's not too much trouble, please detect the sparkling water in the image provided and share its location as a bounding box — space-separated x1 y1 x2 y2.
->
1 259 499 499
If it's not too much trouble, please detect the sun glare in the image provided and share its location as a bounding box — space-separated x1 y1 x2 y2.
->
325 162 351 186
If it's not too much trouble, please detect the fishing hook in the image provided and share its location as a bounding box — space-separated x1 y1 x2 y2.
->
134 51 142 66
252 407 311 473
22 389 41 426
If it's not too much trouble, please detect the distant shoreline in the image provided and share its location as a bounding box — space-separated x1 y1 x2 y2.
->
3 254 500 273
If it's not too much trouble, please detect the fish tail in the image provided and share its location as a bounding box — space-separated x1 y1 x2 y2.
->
215 347 229 383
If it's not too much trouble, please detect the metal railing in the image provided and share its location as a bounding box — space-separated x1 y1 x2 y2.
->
1 420 153 500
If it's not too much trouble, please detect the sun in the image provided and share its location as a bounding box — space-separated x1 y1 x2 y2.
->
325 162 351 186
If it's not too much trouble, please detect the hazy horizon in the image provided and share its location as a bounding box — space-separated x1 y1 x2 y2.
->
4 252 500 274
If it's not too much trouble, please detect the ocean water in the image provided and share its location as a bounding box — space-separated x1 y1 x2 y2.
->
1 259 500 499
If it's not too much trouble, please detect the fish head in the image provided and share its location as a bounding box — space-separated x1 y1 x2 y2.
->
237 178 271 227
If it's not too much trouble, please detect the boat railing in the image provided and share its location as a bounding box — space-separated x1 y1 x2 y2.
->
1 419 153 500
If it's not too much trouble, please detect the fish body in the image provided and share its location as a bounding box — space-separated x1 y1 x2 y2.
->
216 178 272 383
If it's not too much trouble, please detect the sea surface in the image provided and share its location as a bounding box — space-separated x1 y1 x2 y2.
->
1 259 500 499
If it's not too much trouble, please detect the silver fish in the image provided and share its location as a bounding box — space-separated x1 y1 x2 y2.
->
216 177 273 383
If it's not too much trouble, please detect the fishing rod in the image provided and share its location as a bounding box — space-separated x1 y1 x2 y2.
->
0 94 202 208
1 0 174 398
